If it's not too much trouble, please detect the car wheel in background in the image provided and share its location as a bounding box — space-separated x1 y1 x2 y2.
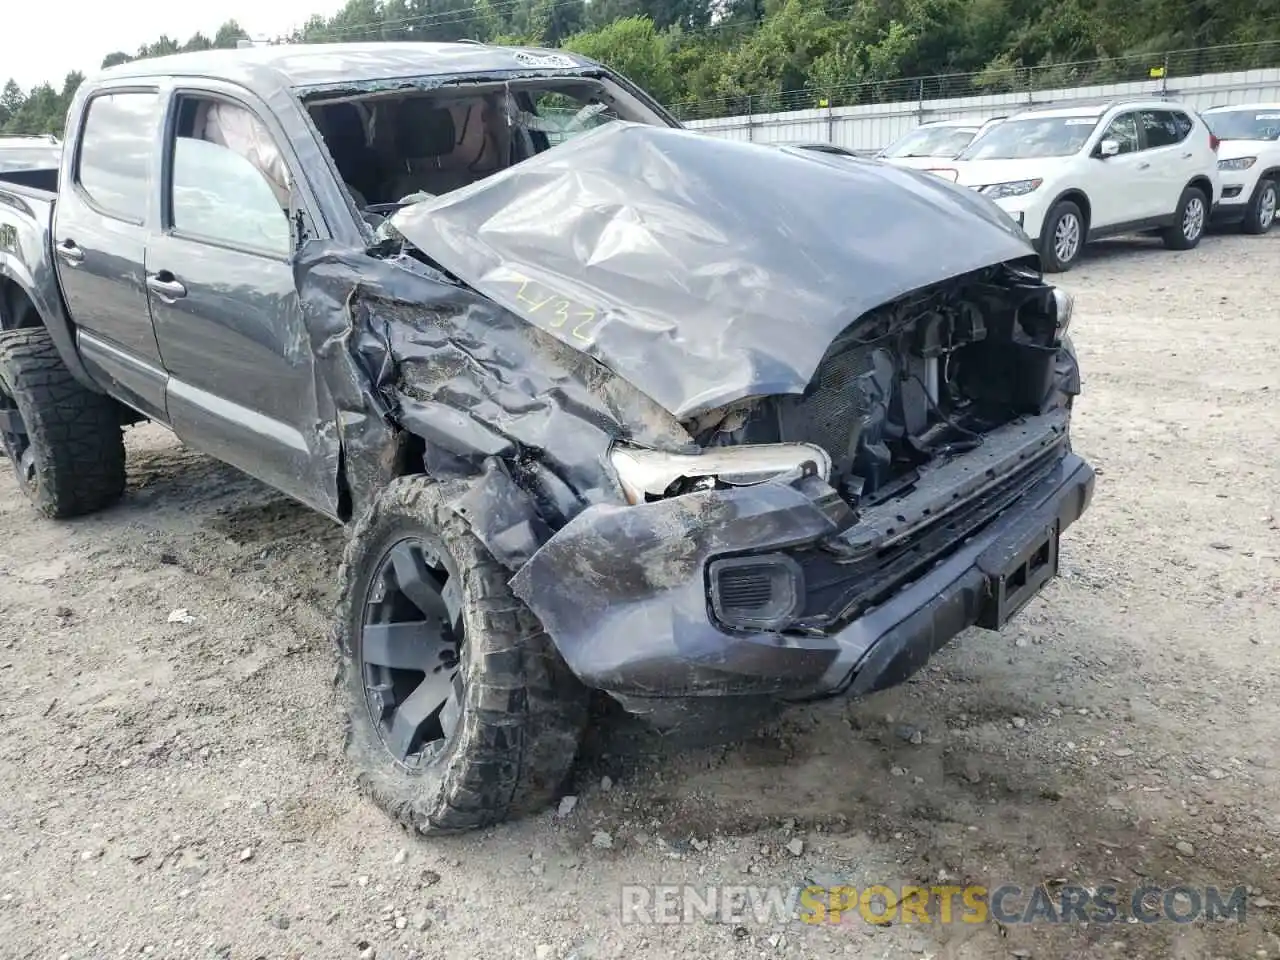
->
1039 200 1085 273
1163 186 1207 250
1243 179 1277 235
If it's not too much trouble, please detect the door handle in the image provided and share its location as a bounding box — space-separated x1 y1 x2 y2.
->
1182 152 1193 159
55 239 84 265
146 273 187 301
1138 162 1150 170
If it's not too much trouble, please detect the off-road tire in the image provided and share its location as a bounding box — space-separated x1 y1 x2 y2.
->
1039 200 1085 273
0 328 126 518
334 474 588 834
1243 178 1277 235
1162 186 1208 250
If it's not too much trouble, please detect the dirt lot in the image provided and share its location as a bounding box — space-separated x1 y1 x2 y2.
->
0 230 1278 960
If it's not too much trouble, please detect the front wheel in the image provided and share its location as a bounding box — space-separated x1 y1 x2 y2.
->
1163 186 1207 250
1243 179 1277 235
334 475 587 834
1039 201 1085 273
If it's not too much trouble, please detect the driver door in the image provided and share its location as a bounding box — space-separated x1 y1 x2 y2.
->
1088 112 1145 230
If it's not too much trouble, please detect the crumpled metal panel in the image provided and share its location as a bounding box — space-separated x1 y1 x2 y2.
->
293 242 691 527
389 121 1037 419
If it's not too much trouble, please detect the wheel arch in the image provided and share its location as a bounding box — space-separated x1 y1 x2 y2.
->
0 274 44 331
0 264 100 390
1186 175 1214 202
1048 188 1092 235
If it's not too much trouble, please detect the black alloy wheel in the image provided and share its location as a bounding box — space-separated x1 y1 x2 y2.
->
360 536 465 768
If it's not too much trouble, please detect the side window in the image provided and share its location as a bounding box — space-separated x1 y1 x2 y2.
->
1139 111 1187 149
77 91 160 223
169 98 291 256
1101 113 1140 154
1170 111 1193 141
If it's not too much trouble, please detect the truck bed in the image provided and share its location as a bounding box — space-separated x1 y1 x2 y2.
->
0 167 58 197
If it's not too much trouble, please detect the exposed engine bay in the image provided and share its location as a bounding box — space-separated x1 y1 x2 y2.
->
675 263 1074 510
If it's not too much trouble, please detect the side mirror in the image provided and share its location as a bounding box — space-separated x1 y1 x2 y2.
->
1097 138 1121 158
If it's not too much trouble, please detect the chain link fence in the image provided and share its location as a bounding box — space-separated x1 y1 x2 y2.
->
668 40 1280 122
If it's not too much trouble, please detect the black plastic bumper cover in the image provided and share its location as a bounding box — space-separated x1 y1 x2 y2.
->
509 451 1094 712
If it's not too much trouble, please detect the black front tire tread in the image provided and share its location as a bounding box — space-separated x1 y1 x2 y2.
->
1039 200 1083 273
0 328 126 518
334 474 587 835
1162 187 1207 250
1243 179 1276 235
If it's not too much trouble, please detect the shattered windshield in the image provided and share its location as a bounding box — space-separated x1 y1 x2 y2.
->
1205 110 1280 141
307 75 668 220
958 117 1098 160
880 126 978 159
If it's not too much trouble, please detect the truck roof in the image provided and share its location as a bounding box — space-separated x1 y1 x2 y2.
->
96 41 599 92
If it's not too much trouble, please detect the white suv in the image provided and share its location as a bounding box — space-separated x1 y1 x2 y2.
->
876 117 1004 172
1202 103 1280 233
939 100 1222 271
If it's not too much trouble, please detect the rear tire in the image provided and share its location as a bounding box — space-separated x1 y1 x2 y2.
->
335 475 588 834
1242 179 1277 235
0 328 126 518
1162 186 1207 250
1039 201 1085 273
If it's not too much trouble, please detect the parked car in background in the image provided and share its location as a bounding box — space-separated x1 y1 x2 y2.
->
1202 103 1280 233
876 117 1004 171
940 100 1221 272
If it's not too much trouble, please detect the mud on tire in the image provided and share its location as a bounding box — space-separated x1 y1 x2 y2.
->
0 328 126 518
334 475 588 834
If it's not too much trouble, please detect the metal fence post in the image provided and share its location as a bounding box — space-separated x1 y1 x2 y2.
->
746 94 754 142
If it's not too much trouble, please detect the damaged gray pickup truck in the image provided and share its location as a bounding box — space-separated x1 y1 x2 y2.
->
0 42 1094 833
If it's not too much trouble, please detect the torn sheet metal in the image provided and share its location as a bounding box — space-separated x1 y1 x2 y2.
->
389 121 1038 419
294 241 692 526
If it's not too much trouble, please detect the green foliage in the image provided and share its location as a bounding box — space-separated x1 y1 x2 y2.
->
3 0 1280 136
563 17 679 102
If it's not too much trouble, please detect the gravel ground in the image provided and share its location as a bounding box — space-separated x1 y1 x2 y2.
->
1 230 1278 960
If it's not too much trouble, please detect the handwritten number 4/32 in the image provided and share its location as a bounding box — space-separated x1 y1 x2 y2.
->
512 277 598 343
548 300 598 341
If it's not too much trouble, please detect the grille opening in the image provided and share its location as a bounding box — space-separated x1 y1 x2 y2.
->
709 554 803 631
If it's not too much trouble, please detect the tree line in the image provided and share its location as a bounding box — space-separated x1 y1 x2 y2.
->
3 0 1279 137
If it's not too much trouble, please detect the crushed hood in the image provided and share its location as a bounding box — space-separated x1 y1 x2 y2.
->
389 122 1036 420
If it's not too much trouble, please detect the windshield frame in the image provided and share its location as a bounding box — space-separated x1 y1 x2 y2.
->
956 115 1101 161
302 71 676 236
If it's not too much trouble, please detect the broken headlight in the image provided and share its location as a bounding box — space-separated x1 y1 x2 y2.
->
609 443 832 505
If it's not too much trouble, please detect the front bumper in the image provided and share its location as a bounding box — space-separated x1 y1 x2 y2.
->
510 432 1094 727
1211 172 1256 219
989 193 1050 241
